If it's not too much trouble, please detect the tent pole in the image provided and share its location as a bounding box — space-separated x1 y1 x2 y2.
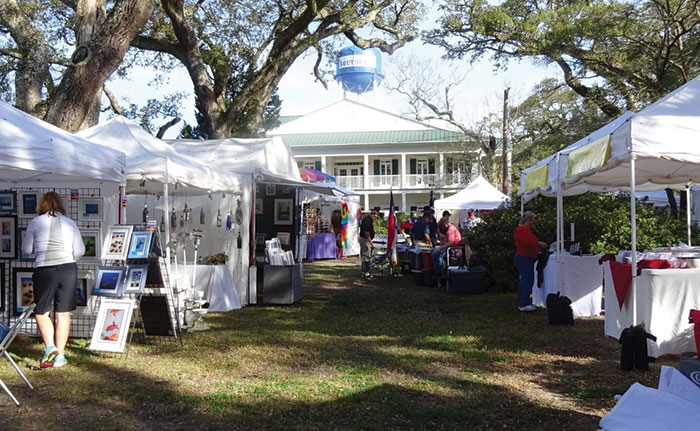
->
630 156 637 326
164 182 171 277
520 195 524 216
687 184 692 247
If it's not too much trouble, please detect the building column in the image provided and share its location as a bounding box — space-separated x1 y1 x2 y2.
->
440 192 444 199
321 155 327 173
363 154 369 190
364 193 370 211
438 153 445 182
400 153 407 189
401 192 407 212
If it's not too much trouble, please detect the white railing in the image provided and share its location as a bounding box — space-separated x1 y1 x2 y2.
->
335 176 364 189
405 174 438 187
368 175 400 189
441 173 470 186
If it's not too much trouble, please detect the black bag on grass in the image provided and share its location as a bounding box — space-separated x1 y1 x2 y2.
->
620 324 657 371
546 292 574 325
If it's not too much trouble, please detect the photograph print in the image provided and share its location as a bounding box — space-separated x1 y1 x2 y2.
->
255 198 263 215
18 191 38 217
127 231 152 259
78 197 104 221
89 298 135 353
266 184 276 196
12 268 34 316
18 227 34 262
92 266 126 297
124 264 149 294
273 199 293 225
0 190 16 213
79 228 101 263
101 225 133 260
0 215 17 259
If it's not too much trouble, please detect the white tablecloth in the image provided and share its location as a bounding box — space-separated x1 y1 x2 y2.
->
176 265 242 312
603 262 700 357
532 254 603 317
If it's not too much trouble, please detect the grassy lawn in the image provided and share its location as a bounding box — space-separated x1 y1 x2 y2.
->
0 258 670 430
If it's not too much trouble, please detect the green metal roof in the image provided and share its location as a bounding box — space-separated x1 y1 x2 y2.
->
275 129 468 147
278 115 302 125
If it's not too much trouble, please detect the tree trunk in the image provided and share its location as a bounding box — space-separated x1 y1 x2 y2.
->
45 0 153 131
666 188 678 219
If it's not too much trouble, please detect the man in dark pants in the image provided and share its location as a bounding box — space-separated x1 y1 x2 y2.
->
359 211 377 277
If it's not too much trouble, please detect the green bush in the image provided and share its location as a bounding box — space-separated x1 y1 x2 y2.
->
466 193 699 291
371 211 410 235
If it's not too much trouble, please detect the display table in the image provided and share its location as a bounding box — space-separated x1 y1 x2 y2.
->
603 262 700 357
177 265 242 312
532 254 603 317
306 233 337 260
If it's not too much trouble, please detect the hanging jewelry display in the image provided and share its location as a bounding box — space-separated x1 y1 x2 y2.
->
184 203 191 222
216 209 222 228
226 210 232 231
237 231 243 249
200 207 205 225
160 214 165 232
142 198 149 223
234 198 243 225
171 207 177 228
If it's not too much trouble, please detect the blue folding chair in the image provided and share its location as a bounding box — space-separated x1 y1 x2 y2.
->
0 303 36 406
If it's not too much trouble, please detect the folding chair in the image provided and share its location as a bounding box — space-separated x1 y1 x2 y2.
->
0 303 36 406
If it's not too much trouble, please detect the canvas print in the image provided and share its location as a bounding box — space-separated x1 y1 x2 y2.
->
266 184 276 196
18 227 34 262
12 268 34 316
89 299 135 353
18 192 38 217
76 270 92 308
124 264 148 294
92 266 126 297
0 216 17 259
255 199 263 215
127 231 152 259
101 225 133 260
79 197 104 221
79 228 101 263
0 191 16 213
274 199 293 225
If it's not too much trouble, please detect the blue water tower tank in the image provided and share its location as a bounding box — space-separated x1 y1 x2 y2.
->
334 46 384 94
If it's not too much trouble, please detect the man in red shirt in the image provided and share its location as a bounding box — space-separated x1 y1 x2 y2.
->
398 213 416 244
514 211 548 312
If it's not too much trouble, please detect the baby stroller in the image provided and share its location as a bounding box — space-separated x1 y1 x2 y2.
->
364 247 398 279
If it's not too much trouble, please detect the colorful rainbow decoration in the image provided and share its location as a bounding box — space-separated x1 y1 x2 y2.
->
340 202 350 249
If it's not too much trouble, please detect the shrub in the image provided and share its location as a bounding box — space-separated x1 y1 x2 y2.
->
466 193 699 291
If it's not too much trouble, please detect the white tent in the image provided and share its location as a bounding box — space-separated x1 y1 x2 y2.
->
434 176 509 210
0 101 126 183
76 116 239 194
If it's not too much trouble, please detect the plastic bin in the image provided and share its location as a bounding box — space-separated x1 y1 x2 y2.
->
447 267 487 294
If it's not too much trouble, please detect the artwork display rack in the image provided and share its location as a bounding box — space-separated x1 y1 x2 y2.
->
1 187 101 339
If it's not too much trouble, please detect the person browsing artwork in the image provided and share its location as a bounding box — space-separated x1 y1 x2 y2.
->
514 211 548 312
359 210 377 278
22 192 85 368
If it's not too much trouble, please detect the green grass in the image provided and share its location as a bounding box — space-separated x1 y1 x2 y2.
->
0 258 670 430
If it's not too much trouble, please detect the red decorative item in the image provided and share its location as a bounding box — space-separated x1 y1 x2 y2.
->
690 309 700 357
609 261 632 310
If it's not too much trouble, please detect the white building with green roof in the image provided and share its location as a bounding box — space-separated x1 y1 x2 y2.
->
269 99 478 212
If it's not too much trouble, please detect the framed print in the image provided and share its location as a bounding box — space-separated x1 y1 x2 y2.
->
78 197 104 221
0 265 4 312
18 191 38 217
255 199 263 215
266 184 276 196
273 199 293 225
123 264 148 294
89 298 135 352
12 268 34 316
255 233 266 247
18 227 34 262
0 216 17 259
79 228 101 263
73 270 94 315
92 266 126 297
127 231 152 259
255 183 260 194
0 190 16 213
282 185 292 194
101 225 133 260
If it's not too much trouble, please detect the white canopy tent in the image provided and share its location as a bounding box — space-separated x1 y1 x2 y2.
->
520 74 700 324
435 176 509 210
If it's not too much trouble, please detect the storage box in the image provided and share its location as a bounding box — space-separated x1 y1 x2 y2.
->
263 264 303 304
409 251 422 271
447 267 487 294
680 356 700 387
421 252 433 271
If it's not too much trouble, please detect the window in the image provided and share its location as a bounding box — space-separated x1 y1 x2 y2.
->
416 159 428 184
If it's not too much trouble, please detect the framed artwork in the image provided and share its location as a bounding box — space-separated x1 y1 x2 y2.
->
74 270 93 315
123 264 149 294
0 216 17 259
79 228 101 263
101 225 133 260
12 268 34 316
282 185 292 194
273 199 293 225
266 184 276 196
255 233 266 247
255 183 260 194
0 265 4 312
17 191 38 217
89 298 135 352
18 227 34 262
0 191 16 213
92 266 126 297
127 231 152 259
78 197 104 221
255 199 263 215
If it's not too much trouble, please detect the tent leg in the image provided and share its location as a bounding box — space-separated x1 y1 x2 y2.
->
687 185 692 247
630 156 637 326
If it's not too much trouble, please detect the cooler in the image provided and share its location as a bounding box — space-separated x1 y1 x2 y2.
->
446 267 487 294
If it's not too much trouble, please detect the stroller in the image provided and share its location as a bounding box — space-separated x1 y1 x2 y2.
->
364 247 398 279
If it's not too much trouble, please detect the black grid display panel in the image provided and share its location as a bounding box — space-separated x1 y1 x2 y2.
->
1 187 102 338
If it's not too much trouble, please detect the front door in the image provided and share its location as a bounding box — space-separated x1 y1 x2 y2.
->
380 160 392 186
416 159 428 184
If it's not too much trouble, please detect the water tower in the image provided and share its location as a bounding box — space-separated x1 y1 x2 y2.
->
334 46 384 101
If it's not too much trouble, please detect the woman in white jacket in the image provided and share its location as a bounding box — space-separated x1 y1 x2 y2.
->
22 192 84 368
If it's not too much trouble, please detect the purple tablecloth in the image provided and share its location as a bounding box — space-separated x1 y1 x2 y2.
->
307 233 337 260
